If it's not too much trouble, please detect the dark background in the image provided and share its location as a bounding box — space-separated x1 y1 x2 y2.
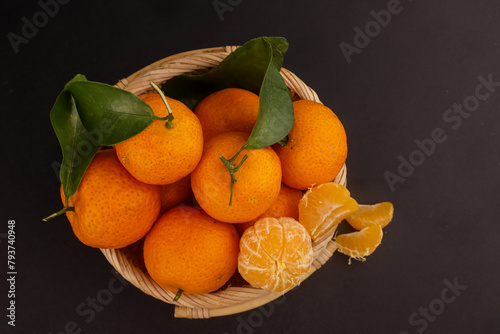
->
1 0 499 333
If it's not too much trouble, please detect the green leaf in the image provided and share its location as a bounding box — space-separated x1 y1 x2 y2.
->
50 75 100 199
162 36 289 109
162 36 293 149
66 81 155 146
50 75 156 200
244 42 293 149
64 74 87 89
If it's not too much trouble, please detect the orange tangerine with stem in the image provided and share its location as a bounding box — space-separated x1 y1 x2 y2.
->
115 82 203 185
191 132 281 223
346 202 394 230
298 182 358 241
238 217 313 292
334 225 383 262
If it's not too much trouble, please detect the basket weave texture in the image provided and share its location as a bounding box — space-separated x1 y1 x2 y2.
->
101 46 347 319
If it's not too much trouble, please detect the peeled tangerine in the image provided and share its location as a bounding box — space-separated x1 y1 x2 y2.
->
298 182 358 241
238 217 313 292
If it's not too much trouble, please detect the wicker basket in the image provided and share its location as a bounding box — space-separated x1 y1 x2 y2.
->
101 46 347 319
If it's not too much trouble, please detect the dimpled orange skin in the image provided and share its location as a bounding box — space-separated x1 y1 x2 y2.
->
60 149 161 249
159 174 193 214
191 132 282 223
235 183 303 236
115 94 203 185
274 100 347 190
238 217 313 292
143 206 240 295
194 88 259 145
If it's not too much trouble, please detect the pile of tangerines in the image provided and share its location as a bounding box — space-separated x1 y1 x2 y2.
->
58 87 394 298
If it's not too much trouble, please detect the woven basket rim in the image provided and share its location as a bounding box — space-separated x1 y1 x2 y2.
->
121 46 231 84
103 45 347 319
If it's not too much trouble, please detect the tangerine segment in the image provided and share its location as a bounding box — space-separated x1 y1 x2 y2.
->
298 182 358 241
334 225 383 261
143 206 239 295
238 217 313 292
191 132 282 223
346 202 394 230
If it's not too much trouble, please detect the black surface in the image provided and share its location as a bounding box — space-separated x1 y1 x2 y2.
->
1 0 500 333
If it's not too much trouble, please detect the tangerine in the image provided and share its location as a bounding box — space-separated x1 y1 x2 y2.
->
115 93 203 185
274 100 347 190
191 132 282 223
235 183 302 235
60 149 161 249
143 206 239 295
194 88 259 144
159 174 193 214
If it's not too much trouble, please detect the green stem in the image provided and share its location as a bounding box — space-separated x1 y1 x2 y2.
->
150 81 175 128
220 147 249 206
227 146 244 163
42 206 75 222
173 289 184 302
277 136 288 146
233 154 248 173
